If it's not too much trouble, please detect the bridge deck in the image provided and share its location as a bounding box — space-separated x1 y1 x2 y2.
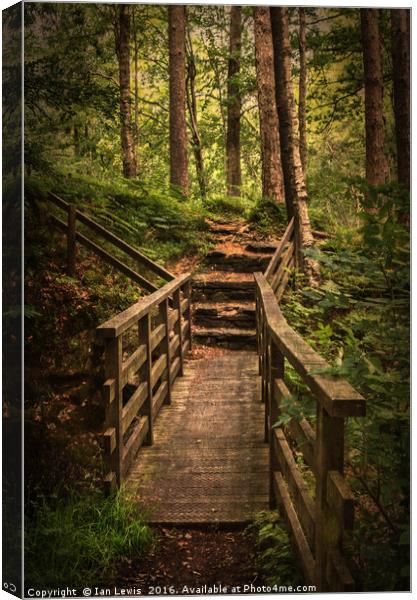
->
127 350 269 525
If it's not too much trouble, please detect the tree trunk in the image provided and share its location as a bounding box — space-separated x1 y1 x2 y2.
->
115 5 137 179
270 7 319 282
391 9 410 189
253 7 285 204
168 5 189 195
298 8 308 176
133 7 139 147
226 6 242 197
186 27 207 201
360 9 388 187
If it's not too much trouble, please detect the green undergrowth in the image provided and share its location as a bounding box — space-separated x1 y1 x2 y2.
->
249 511 302 587
25 487 154 590
25 171 211 265
280 182 409 591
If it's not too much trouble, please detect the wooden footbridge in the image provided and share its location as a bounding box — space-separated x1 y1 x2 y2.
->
48 195 366 592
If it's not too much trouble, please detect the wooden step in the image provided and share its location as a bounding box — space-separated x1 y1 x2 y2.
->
193 327 256 350
193 302 255 329
192 278 255 302
204 250 270 272
245 241 278 254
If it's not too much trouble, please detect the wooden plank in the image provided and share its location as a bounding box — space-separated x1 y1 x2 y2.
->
103 378 115 405
287 417 316 473
48 192 174 281
271 241 294 294
122 416 149 478
160 300 172 405
273 472 316 586
275 257 295 301
139 314 153 445
104 336 123 487
153 381 168 418
183 279 192 351
122 382 148 434
104 471 116 496
122 344 146 386
151 354 167 388
315 404 344 591
326 549 355 592
174 289 184 376
327 471 354 531
103 427 116 455
264 217 294 280
273 428 315 548
50 215 158 293
170 356 181 383
170 334 180 356
268 346 284 508
254 273 365 418
97 273 191 339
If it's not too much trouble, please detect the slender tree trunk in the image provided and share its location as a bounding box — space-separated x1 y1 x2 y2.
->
115 5 137 179
270 7 319 282
186 27 207 200
360 9 388 187
391 9 410 189
168 5 189 195
298 8 308 176
253 7 285 204
226 6 242 197
133 7 139 147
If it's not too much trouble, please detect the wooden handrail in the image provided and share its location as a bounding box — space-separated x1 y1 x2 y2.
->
98 273 192 492
264 217 296 299
97 273 191 339
255 271 365 591
47 192 175 286
255 273 365 418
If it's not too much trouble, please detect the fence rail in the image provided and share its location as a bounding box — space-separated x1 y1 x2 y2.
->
264 217 296 300
255 272 365 592
96 273 192 492
46 192 174 292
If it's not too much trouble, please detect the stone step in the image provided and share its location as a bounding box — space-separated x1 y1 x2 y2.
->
192 279 255 302
193 302 255 330
245 241 278 254
204 250 270 272
192 327 256 350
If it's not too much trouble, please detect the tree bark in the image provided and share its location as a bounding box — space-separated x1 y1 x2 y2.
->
360 9 388 187
132 7 139 147
186 27 207 201
391 9 410 189
270 7 319 282
226 6 242 197
168 5 189 195
298 8 308 176
115 5 137 179
253 7 285 204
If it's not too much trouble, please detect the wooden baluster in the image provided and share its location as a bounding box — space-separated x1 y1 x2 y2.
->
67 205 77 276
160 299 172 405
256 289 262 375
104 335 123 488
183 280 192 351
139 313 153 445
268 338 284 508
173 288 184 376
314 405 344 591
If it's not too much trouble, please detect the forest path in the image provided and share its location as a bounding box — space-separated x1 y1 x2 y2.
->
192 218 278 348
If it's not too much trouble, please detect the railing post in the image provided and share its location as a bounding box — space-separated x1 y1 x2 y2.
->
184 280 192 351
139 313 153 445
173 288 184 376
67 204 77 276
160 299 172 405
104 335 123 488
268 338 284 508
314 405 345 591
